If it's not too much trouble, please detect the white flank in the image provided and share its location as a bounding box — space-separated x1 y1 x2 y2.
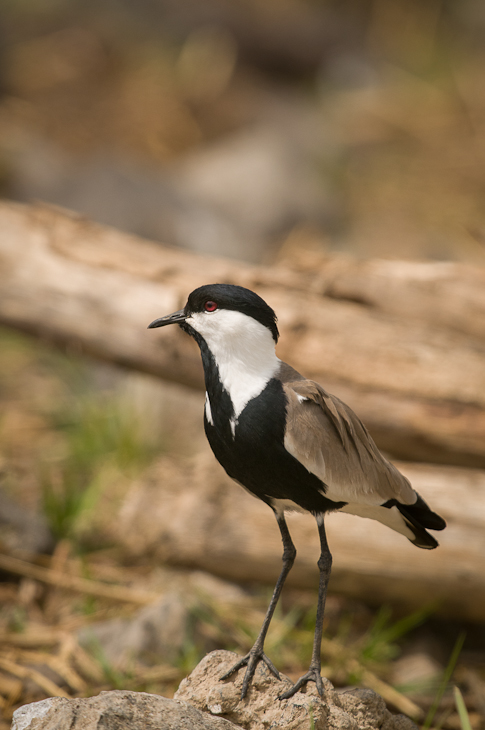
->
205 393 213 425
271 498 308 515
339 503 415 540
186 309 279 418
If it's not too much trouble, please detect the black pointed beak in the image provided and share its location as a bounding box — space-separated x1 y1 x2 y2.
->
147 308 186 329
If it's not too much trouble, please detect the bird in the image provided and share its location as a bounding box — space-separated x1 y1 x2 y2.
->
148 283 446 700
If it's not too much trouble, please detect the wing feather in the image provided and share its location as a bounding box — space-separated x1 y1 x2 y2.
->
282 379 416 505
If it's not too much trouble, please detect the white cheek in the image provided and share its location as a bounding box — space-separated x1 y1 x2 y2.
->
185 311 219 337
186 310 255 344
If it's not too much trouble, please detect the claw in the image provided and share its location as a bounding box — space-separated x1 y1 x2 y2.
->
278 665 324 700
220 650 281 699
220 656 248 681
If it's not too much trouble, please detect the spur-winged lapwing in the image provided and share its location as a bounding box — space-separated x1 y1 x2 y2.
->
148 283 446 699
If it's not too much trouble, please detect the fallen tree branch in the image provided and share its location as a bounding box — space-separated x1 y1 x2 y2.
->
118 452 485 623
0 201 484 466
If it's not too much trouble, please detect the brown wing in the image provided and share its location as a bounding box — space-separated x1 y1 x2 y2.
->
281 378 416 506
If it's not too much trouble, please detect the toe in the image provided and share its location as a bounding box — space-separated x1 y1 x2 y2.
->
220 656 249 681
278 667 323 700
219 650 282 699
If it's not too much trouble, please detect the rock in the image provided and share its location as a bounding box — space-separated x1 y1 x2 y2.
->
175 650 418 730
12 698 54 730
11 690 239 730
78 591 190 667
335 689 388 730
76 572 251 669
176 650 330 730
11 652 419 730
391 652 442 690
0 488 53 555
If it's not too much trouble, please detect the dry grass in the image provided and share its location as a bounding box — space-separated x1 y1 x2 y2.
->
0 544 483 728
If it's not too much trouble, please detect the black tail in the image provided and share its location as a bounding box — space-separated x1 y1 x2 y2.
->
383 494 446 550
402 522 439 550
399 494 446 531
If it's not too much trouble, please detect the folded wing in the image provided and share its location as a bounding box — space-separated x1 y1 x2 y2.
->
282 377 446 549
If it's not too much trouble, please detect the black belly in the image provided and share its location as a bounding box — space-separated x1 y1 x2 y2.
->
204 378 344 515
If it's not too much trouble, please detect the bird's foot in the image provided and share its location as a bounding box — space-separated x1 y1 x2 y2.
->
278 663 324 700
220 649 280 699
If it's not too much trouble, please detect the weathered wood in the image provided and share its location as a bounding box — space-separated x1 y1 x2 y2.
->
1 201 485 466
279 247 485 340
119 451 485 622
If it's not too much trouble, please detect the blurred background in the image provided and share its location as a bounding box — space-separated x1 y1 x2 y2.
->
1 0 485 727
2 0 485 263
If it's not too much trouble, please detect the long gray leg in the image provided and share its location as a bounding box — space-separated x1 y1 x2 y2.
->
279 513 332 699
220 509 297 699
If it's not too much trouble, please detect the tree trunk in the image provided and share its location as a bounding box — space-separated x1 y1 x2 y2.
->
119 451 485 622
1 201 485 466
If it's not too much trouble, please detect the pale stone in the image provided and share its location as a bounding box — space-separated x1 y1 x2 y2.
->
11 690 238 730
175 650 418 730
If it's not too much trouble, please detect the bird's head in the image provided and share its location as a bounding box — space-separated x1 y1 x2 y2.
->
148 283 278 343
148 284 279 376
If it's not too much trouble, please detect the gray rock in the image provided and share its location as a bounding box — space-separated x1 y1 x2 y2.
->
11 691 238 730
77 572 252 671
12 698 54 730
0 488 53 555
78 591 189 667
175 650 419 730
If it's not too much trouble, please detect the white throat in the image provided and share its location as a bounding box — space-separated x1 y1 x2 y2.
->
186 309 279 419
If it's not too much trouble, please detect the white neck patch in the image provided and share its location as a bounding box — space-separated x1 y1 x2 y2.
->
186 309 279 419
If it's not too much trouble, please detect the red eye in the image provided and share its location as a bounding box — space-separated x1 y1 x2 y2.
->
204 301 218 312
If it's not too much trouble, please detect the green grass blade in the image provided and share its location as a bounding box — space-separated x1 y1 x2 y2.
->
423 632 466 730
454 686 473 730
360 604 435 664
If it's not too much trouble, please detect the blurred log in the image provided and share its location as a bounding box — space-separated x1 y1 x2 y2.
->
0 201 485 466
119 451 485 622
